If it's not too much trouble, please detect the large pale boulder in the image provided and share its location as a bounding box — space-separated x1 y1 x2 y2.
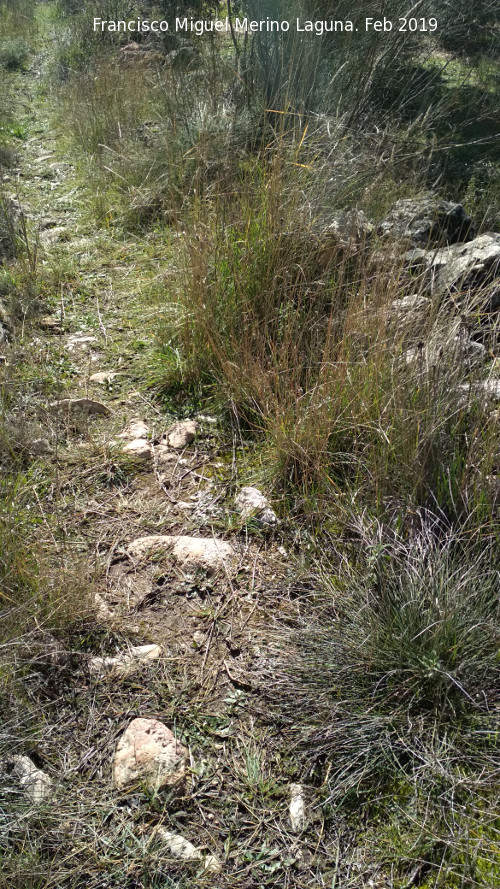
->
113 718 187 792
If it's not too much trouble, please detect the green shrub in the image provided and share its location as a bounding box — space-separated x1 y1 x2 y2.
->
0 38 29 71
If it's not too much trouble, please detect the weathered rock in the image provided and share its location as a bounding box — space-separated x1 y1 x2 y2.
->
162 419 197 449
126 535 236 574
289 783 306 832
89 644 161 678
420 234 500 307
6 755 53 804
123 438 152 458
155 827 222 873
113 718 187 792
378 197 475 247
118 419 150 440
235 486 279 527
50 397 111 417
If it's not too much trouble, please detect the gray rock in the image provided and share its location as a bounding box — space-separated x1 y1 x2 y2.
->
113 718 187 792
422 234 500 308
378 197 475 247
235 486 279 527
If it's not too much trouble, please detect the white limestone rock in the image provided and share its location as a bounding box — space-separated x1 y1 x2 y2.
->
8 755 53 804
113 718 187 792
126 535 236 574
235 486 279 527
155 827 222 873
289 783 306 832
89 644 162 678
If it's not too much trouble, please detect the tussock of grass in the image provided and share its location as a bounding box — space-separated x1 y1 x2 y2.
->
266 521 499 884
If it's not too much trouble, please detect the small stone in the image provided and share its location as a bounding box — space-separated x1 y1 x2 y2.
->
162 419 197 449
117 419 150 440
192 630 206 649
289 783 306 832
113 718 187 792
123 438 152 458
66 334 97 352
155 827 222 873
50 397 111 417
89 644 161 678
235 486 279 527
8 755 53 804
